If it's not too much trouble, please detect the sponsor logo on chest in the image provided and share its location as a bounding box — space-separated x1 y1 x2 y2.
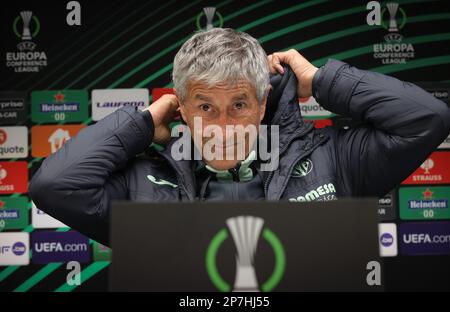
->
289 183 337 202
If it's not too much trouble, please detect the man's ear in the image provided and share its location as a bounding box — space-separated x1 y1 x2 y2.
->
259 84 272 122
174 88 188 123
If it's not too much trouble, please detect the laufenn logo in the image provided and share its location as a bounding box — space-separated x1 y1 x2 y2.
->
91 89 149 121
206 216 285 292
95 101 145 108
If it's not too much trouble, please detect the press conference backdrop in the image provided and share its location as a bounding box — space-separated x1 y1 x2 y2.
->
0 0 449 292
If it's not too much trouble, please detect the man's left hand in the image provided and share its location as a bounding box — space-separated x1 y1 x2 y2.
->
267 49 318 98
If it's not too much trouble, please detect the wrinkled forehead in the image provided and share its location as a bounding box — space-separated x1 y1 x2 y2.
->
186 79 258 101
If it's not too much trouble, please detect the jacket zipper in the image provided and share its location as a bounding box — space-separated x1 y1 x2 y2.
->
263 123 315 196
199 174 211 201
274 133 329 200
228 164 240 182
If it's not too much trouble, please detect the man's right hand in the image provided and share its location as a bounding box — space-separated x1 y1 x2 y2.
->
145 94 180 144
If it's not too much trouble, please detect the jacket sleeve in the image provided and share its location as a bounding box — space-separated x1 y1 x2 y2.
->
313 59 450 197
29 106 154 245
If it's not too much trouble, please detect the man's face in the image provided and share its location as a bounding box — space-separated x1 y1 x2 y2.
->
178 80 267 170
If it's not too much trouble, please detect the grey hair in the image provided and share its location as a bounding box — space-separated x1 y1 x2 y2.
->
172 28 270 103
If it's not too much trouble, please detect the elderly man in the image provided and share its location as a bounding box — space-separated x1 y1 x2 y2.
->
30 28 450 245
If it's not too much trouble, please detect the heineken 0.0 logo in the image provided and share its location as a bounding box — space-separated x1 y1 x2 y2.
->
206 216 285 292
31 90 88 123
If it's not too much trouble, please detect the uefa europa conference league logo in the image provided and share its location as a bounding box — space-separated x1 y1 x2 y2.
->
6 11 48 73
367 2 414 65
206 216 285 292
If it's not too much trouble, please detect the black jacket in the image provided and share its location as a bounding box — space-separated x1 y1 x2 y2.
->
29 59 450 245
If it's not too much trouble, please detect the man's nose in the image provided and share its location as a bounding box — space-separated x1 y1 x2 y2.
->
210 118 235 143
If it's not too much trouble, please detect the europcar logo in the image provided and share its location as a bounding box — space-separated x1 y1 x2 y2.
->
151 88 174 102
6 11 48 73
206 216 285 292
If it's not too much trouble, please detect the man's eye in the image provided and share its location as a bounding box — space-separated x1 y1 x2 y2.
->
234 102 246 110
199 104 211 112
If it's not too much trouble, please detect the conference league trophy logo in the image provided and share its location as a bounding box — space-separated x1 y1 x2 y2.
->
6 10 48 73
196 7 224 31
386 2 400 32
206 216 286 292
372 2 414 65
20 11 34 41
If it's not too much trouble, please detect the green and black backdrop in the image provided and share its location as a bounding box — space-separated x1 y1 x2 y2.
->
0 0 449 291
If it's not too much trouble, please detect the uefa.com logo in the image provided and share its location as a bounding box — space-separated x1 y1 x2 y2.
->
6 10 48 73
205 216 286 292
